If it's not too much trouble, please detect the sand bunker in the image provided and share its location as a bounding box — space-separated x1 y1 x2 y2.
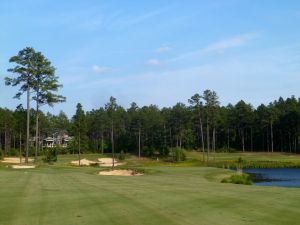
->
98 158 125 167
12 165 36 169
98 169 143 176
70 157 126 167
71 158 97 166
1 157 34 164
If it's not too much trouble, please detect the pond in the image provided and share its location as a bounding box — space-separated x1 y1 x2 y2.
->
243 168 300 188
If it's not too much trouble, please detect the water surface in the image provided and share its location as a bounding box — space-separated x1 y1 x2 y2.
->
244 168 300 188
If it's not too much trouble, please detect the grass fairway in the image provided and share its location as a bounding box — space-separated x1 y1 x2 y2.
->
0 161 299 225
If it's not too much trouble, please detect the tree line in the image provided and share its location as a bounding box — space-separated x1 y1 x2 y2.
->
1 94 300 159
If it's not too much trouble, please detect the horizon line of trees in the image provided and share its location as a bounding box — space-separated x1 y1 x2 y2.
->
1 93 300 158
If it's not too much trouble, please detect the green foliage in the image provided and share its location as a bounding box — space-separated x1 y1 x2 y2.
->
221 173 252 185
169 147 186 162
9 148 20 157
42 148 57 163
118 150 126 161
142 146 155 157
0 150 3 160
159 147 169 157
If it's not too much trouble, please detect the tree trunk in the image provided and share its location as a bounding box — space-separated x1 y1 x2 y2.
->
227 128 230 150
101 132 104 154
19 131 22 164
78 131 81 166
280 131 283 152
250 127 253 152
169 128 172 148
35 101 39 160
164 124 167 149
270 122 274 153
199 111 205 161
111 121 115 168
212 127 216 160
288 132 292 153
26 88 30 164
4 129 7 155
267 129 270 152
138 127 141 158
242 129 245 152
13 135 16 150
206 118 210 161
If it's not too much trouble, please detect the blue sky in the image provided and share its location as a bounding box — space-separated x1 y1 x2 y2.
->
0 0 300 116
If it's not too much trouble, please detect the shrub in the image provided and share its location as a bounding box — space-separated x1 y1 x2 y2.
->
118 150 126 161
169 147 186 162
142 146 155 157
0 150 3 160
42 148 58 163
221 173 252 185
9 148 20 157
159 147 169 157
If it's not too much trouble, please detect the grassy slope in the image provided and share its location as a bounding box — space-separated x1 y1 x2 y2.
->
187 151 300 162
0 160 299 225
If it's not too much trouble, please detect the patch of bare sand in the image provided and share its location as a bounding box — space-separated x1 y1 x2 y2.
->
71 158 97 166
98 169 143 176
98 158 126 167
1 157 34 164
12 165 35 169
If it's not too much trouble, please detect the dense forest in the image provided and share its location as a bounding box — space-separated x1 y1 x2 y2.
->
1 92 300 156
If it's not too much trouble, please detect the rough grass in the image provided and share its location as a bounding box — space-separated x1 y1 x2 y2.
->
0 163 299 225
187 151 300 168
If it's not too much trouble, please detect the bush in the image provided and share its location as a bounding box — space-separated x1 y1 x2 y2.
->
142 146 155 157
169 147 186 162
42 148 58 163
159 147 169 157
221 173 252 185
118 150 126 161
0 150 3 160
9 148 20 157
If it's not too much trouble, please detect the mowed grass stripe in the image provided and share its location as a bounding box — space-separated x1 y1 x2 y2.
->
0 166 299 225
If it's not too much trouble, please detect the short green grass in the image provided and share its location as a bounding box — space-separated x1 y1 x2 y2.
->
0 152 299 225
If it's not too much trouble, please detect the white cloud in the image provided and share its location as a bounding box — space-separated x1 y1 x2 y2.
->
155 46 172 53
169 32 261 62
92 65 112 73
203 32 260 54
145 59 162 66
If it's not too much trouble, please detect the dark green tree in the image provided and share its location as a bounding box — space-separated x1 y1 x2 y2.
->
5 47 37 163
72 103 87 166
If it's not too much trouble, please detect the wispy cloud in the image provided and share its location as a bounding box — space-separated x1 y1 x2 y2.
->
203 32 260 54
92 65 113 73
145 59 162 66
155 46 172 53
111 7 171 28
169 32 261 62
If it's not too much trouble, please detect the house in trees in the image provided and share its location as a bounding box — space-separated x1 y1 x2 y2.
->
43 134 73 148
44 137 55 148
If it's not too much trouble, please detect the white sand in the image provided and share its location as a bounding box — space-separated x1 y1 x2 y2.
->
98 169 143 176
98 158 126 167
1 157 34 164
71 158 97 166
12 165 36 169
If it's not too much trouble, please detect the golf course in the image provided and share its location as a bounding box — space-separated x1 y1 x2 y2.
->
0 153 299 225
